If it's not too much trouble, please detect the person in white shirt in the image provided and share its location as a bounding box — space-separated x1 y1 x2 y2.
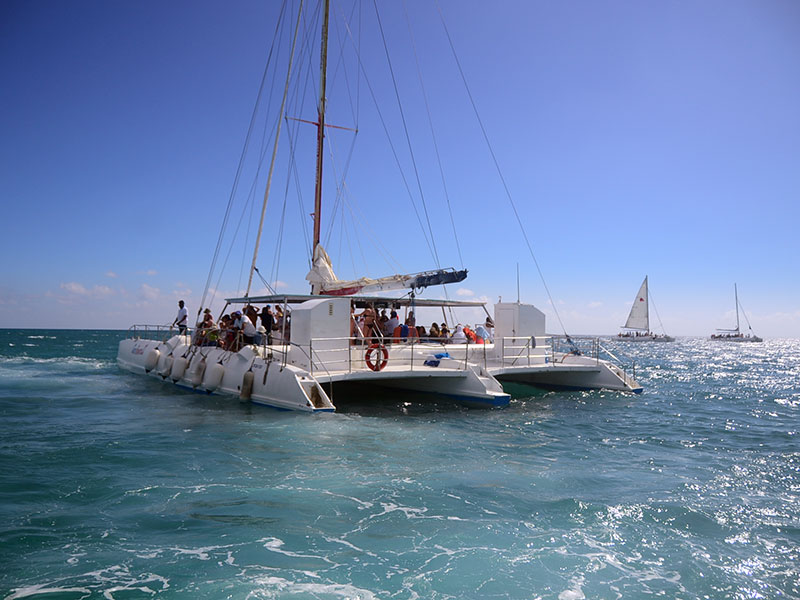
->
172 300 188 335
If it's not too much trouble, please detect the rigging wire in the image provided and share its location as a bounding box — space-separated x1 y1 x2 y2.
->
372 0 441 268
245 0 306 298
401 0 464 271
339 9 438 263
648 289 669 336
199 0 291 314
737 296 757 333
435 0 570 337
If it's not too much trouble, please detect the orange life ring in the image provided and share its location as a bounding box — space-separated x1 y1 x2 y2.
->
365 343 389 371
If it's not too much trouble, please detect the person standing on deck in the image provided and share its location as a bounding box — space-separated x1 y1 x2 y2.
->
260 305 275 345
172 300 188 335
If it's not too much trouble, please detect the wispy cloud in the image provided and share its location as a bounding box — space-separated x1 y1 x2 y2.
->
139 283 160 301
60 282 115 297
588 301 603 309
456 288 474 297
105 271 118 278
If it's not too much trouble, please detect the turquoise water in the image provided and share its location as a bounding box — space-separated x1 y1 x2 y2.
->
1 330 799 599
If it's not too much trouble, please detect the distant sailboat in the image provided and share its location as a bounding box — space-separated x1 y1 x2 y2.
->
616 276 674 342
711 284 762 342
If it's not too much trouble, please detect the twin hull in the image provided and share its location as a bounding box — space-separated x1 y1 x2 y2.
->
118 334 640 413
117 336 511 411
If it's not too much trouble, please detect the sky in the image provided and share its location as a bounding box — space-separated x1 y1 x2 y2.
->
1 0 799 337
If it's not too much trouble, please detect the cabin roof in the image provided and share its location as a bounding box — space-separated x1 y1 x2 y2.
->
224 293 488 310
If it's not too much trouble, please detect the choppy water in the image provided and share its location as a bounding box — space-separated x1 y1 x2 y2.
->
1 329 799 599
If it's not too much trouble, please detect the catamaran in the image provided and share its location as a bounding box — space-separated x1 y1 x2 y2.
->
615 276 674 342
117 1 642 411
710 284 762 342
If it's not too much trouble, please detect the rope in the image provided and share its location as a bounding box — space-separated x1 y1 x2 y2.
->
372 0 441 268
199 0 291 314
648 289 669 336
245 0 306 297
402 0 464 270
435 0 569 337
339 10 438 263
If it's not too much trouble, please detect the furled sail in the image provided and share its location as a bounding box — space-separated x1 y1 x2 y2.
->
623 276 649 330
306 244 467 296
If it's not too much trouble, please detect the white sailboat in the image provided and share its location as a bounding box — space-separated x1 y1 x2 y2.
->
117 2 642 410
615 276 674 342
710 284 762 342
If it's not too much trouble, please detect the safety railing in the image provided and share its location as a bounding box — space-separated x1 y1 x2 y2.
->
304 336 475 375
548 335 638 386
126 324 189 343
497 336 550 367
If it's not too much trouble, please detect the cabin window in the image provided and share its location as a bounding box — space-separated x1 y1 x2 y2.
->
328 303 333 316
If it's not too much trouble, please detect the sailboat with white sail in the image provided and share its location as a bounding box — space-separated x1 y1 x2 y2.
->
710 284 762 342
615 276 674 342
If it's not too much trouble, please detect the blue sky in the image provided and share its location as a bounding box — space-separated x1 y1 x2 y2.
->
1 0 798 337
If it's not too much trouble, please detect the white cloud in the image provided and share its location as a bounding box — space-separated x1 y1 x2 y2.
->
60 282 115 298
456 288 475 297
139 283 160 301
588 301 603 309
61 282 88 295
106 271 118 278
274 280 288 289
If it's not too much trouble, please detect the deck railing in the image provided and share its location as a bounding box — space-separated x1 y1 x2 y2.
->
497 336 549 367
548 335 637 385
126 324 189 343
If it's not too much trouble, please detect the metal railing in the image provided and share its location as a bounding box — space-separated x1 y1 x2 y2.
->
126 324 189 343
498 336 550 367
548 335 638 386
303 336 474 375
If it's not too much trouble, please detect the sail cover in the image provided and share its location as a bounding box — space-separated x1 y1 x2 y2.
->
305 244 467 296
623 276 649 330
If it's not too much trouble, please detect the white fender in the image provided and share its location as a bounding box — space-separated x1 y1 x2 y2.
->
157 355 174 377
144 348 160 373
171 356 188 381
203 362 225 392
240 370 254 401
188 357 206 388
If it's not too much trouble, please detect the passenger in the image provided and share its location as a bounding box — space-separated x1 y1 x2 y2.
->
405 311 416 327
450 324 467 344
195 308 215 346
429 322 441 340
240 312 257 345
245 304 259 326
260 305 275 345
484 316 494 342
379 309 389 332
357 303 378 342
384 310 400 338
463 325 478 343
417 325 427 341
440 323 450 338
172 300 188 335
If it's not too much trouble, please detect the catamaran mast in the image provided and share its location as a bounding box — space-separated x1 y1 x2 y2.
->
312 0 330 261
734 283 740 333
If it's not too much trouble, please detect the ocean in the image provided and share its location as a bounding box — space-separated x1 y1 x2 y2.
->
1 329 798 599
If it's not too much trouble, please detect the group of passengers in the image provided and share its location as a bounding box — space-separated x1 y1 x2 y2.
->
192 303 290 350
351 303 495 345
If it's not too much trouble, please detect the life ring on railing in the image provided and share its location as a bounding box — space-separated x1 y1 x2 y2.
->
365 343 389 372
